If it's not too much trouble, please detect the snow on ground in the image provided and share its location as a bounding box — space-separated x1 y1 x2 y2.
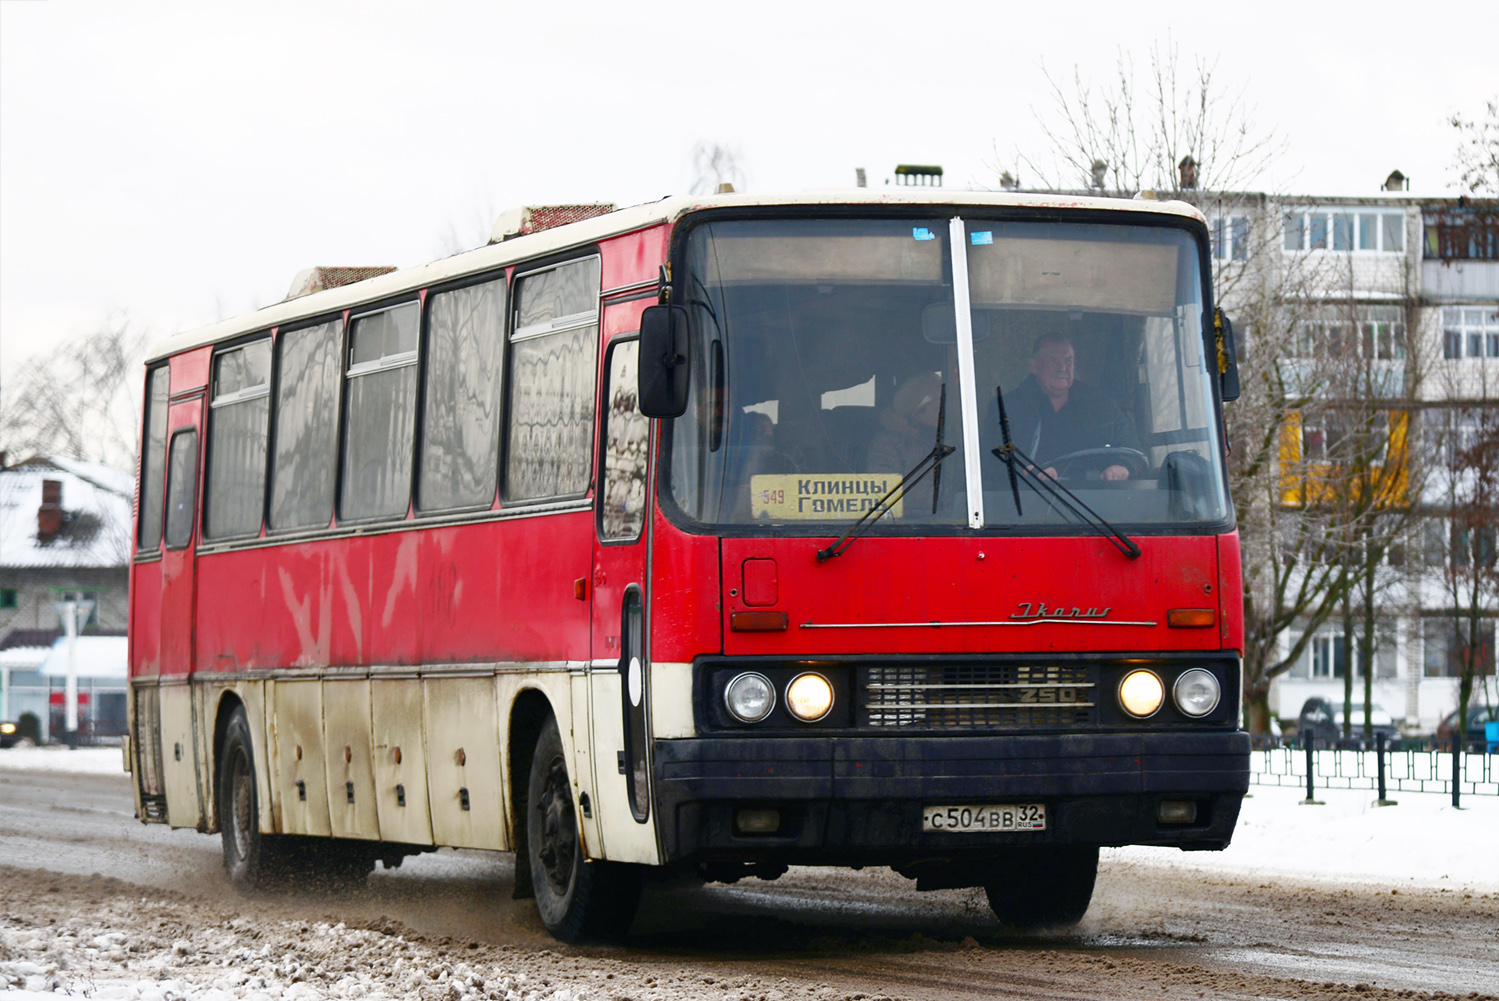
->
2 746 1496 1000
1109 783 1498 893
0 746 128 775
3 746 1496 892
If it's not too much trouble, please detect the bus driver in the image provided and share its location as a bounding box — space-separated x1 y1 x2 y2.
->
1002 332 1141 481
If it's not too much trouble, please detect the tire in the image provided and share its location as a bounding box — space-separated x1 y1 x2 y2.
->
984 845 1098 931
218 705 290 890
526 715 641 942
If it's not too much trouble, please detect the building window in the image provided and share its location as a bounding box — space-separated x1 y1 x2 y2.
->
1441 306 1499 360
1451 523 1498 568
1284 208 1404 253
1291 305 1405 361
1 589 18 609
1423 618 1496 678
1211 216 1250 261
1311 634 1346 678
1424 208 1499 260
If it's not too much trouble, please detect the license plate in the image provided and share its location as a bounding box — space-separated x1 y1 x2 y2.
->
922 803 1046 833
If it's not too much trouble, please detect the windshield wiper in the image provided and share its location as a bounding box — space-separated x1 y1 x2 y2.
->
992 385 1024 517
989 386 1141 560
817 383 956 561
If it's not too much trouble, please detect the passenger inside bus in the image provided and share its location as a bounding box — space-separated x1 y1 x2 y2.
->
868 371 944 474
996 331 1143 481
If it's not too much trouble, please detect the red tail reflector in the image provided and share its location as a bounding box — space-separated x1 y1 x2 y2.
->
1168 608 1216 628
574 578 588 601
731 611 789 632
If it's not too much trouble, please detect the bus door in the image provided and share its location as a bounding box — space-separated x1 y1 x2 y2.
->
158 390 206 829
588 305 658 864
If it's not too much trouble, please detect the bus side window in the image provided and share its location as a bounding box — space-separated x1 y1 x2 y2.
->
138 365 170 550
341 301 420 521
504 256 600 502
205 339 271 539
418 278 506 512
599 338 647 541
269 319 342 532
164 429 199 550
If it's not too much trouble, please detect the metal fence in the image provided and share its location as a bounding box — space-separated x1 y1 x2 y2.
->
1250 745 1498 798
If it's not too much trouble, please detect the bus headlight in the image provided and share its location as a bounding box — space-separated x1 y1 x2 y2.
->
724 672 775 723
1172 668 1221 717
1118 669 1164 718
785 673 834 722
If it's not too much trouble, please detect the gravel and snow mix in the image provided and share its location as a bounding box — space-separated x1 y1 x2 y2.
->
3 746 1496 1000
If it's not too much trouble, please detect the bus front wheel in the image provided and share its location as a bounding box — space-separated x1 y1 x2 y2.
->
526 715 641 941
984 845 1098 931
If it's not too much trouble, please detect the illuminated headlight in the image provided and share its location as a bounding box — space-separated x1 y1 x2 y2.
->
1172 669 1221 717
0 723 15 735
1118 669 1165 718
724 672 775 723
785 673 834 722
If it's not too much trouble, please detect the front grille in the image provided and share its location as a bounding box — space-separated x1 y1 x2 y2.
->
861 663 1096 728
140 794 168 822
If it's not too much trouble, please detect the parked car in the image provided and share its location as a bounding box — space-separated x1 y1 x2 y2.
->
1434 704 1498 751
1296 697 1401 749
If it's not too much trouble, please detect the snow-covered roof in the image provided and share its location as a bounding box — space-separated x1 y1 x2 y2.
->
0 646 50 670
0 457 134 569
38 635 127 679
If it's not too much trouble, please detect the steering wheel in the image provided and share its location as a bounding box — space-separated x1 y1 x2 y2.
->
1044 447 1149 480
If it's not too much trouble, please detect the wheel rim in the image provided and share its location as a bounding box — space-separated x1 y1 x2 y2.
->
228 747 253 863
535 753 576 894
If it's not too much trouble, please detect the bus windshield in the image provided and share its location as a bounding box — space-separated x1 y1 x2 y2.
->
667 215 1230 531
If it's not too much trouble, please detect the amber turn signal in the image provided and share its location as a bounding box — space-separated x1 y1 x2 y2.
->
731 611 789 632
1167 608 1215 628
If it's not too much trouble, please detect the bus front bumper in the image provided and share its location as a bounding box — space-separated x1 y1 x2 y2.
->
651 731 1249 866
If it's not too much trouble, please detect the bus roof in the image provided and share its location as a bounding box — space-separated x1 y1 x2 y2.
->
145 190 1205 364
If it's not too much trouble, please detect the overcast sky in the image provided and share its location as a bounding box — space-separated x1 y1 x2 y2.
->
2 0 1495 385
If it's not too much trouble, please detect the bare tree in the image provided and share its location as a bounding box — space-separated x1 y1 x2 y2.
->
1020 40 1285 200
0 313 146 472
689 141 745 195
1428 356 1499 747
1450 97 1499 196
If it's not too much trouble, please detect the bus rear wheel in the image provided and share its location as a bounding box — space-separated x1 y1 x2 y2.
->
526 715 641 942
984 845 1098 931
219 705 290 890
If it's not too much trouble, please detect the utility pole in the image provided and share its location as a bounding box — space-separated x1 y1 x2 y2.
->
54 598 94 748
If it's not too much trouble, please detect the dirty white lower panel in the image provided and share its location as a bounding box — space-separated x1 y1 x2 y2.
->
650 662 695 739
569 672 603 859
322 680 379 841
158 683 203 830
423 677 505 850
269 680 332 837
370 678 434 845
587 670 659 865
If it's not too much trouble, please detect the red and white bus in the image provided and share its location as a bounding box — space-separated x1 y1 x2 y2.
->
126 190 1247 940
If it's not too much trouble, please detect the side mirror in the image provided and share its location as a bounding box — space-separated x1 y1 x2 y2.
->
1214 307 1240 403
639 305 691 418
